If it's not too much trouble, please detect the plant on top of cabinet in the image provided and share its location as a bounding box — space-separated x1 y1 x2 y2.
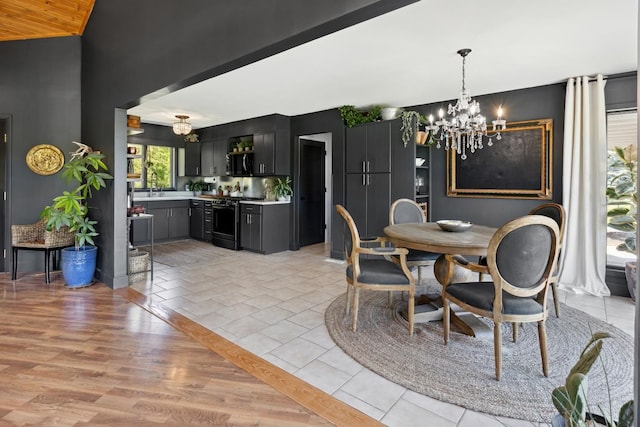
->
338 105 382 127
184 132 199 143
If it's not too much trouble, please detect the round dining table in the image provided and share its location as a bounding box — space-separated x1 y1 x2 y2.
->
383 221 498 337
383 222 497 257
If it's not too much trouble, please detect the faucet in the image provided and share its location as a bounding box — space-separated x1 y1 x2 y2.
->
148 187 154 198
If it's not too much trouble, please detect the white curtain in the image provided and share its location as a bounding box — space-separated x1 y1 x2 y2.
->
558 75 609 296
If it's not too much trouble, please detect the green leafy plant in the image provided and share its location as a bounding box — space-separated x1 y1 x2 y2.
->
338 105 382 127
191 180 208 191
184 132 199 143
400 110 429 147
40 142 113 248
274 176 293 199
551 332 634 427
607 144 637 253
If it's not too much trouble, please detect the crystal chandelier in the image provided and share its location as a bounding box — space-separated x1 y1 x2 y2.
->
425 49 506 160
172 114 192 135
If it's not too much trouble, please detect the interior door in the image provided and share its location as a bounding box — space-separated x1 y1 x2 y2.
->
299 139 325 246
0 119 5 271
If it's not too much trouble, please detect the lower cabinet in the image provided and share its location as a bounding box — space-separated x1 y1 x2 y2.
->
145 200 190 242
240 203 290 254
189 200 204 240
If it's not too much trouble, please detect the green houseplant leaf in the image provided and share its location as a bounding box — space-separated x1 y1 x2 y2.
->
41 142 113 249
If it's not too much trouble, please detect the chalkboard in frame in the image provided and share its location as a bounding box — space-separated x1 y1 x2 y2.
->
447 119 553 199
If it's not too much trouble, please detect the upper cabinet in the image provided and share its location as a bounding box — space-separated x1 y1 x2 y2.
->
201 138 228 176
253 131 290 176
185 143 201 176
345 121 392 174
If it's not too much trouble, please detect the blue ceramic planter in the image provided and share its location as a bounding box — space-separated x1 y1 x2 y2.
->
61 246 97 288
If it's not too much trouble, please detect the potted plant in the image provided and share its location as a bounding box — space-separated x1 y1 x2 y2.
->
606 143 637 300
551 332 634 427
274 176 292 201
40 142 113 287
338 105 382 128
191 180 208 196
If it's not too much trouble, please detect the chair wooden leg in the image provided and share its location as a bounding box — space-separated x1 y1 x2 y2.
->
538 321 549 377
443 298 450 344
551 283 560 317
407 291 414 336
494 322 502 381
12 248 18 280
512 322 519 343
351 288 360 332
345 283 352 315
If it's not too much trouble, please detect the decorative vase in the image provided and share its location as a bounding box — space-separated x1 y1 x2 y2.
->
61 246 98 288
416 131 427 145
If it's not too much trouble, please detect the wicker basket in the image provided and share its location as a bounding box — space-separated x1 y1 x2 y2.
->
128 249 148 284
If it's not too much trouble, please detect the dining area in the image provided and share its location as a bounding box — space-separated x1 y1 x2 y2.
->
336 199 564 380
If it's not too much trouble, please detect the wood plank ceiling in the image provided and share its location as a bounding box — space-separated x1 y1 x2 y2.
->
0 0 95 42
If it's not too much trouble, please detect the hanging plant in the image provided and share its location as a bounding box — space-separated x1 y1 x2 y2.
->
338 105 382 127
400 111 422 147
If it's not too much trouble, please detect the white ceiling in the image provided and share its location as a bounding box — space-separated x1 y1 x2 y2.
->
128 0 638 129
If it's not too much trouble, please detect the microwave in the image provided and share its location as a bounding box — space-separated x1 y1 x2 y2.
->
228 152 253 176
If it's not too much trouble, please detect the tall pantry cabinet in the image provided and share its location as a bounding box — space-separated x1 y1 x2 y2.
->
345 119 414 238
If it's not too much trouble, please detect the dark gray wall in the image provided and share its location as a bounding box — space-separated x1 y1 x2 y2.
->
81 0 418 287
0 37 81 273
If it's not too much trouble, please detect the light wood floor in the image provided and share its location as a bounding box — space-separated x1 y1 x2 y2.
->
0 272 380 426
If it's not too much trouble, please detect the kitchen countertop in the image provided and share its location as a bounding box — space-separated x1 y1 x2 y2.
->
132 192 290 204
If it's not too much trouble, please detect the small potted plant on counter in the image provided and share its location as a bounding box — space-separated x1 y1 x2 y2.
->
274 176 292 201
191 180 208 196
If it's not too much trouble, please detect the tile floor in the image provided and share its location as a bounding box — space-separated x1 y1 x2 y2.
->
131 241 636 427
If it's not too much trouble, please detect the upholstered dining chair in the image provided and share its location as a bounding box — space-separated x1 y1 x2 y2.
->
389 198 440 284
528 202 566 317
12 217 76 283
441 215 560 380
336 204 416 335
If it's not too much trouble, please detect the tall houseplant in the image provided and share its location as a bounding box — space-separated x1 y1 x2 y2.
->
41 142 113 287
606 143 637 299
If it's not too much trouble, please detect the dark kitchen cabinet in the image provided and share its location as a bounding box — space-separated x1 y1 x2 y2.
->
345 121 392 174
240 203 290 254
190 200 204 240
345 172 391 238
201 138 228 176
203 201 213 242
344 119 411 239
146 200 190 242
185 143 201 176
253 131 290 176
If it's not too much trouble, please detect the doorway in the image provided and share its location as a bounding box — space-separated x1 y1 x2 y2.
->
298 134 331 246
0 118 6 272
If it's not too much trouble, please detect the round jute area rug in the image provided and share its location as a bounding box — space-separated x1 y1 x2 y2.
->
324 283 634 422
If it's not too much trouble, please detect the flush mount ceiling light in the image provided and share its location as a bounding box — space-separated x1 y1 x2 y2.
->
172 114 192 135
425 49 506 160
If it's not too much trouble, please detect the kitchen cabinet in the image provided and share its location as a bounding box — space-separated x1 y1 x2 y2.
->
201 138 228 176
344 119 412 239
253 131 290 176
185 143 201 176
240 203 290 254
190 200 204 240
345 172 391 238
345 121 391 174
145 200 190 242
203 201 213 242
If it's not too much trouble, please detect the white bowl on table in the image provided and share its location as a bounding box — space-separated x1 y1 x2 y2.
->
436 220 472 232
